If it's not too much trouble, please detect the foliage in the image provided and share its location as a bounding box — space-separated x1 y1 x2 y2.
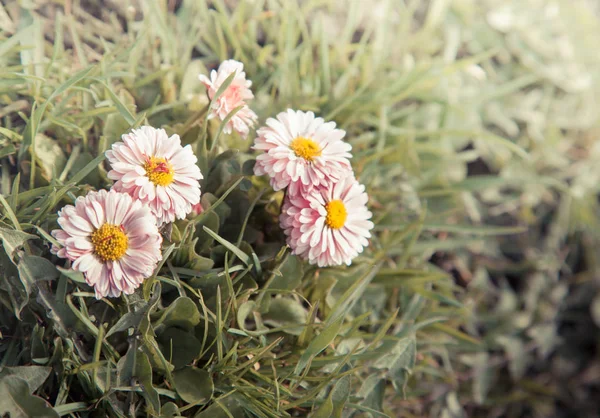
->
0 0 599 417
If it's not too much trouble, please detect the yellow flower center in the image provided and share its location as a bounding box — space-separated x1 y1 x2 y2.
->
144 157 174 186
91 224 129 262
325 200 347 229
290 137 322 162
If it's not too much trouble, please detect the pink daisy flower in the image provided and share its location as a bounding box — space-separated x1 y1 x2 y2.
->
280 175 374 267
51 189 163 299
253 109 352 194
106 126 203 226
190 202 204 217
199 59 258 138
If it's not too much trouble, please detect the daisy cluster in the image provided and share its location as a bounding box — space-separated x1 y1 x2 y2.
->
254 110 374 267
51 60 373 299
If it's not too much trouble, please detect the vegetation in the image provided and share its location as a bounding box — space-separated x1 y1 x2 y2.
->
0 0 598 417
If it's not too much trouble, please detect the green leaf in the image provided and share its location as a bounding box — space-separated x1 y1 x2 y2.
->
136 351 161 414
67 151 101 186
56 266 86 284
106 310 146 338
330 375 351 417
20 66 93 161
496 336 528 380
295 316 344 374
0 227 37 262
158 327 202 369
102 113 131 149
180 59 208 99
102 82 136 125
0 376 59 418
357 375 386 416
160 402 180 418
0 143 16 158
153 297 201 331
263 298 308 335
0 366 51 393
373 336 416 394
311 398 334 418
211 105 244 151
203 226 251 267
52 402 89 416
0 128 22 142
117 347 160 414
18 255 59 288
193 393 245 418
33 134 66 181
172 366 214 405
68 154 105 185
326 262 382 326
236 300 259 336
269 254 304 291
472 352 492 404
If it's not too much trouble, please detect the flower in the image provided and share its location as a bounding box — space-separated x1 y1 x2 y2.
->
106 126 203 226
280 175 374 267
51 189 163 299
190 202 204 217
199 59 258 138
253 109 352 194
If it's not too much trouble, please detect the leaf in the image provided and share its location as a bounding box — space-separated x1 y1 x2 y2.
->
180 59 208 100
311 398 334 418
0 227 37 262
172 366 214 405
18 255 59 287
211 105 244 150
52 403 89 416
263 298 308 335
472 352 492 404
373 336 416 394
295 316 344 374
153 297 201 331
67 151 100 186
160 402 180 418
0 376 59 418
326 262 382 326
0 143 16 158
33 134 66 181
136 351 161 414
236 300 258 335
20 66 93 161
117 347 160 414
203 226 251 267
158 327 202 369
193 393 245 418
269 254 304 291
0 366 51 393
357 375 386 416
0 128 22 142
56 266 86 284
102 113 131 149
106 310 146 338
68 154 106 185
102 82 136 125
30 324 48 364
330 375 351 417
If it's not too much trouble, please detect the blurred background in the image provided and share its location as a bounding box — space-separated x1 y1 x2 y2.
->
1 0 599 417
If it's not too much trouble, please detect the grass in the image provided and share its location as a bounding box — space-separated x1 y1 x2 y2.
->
0 0 599 417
